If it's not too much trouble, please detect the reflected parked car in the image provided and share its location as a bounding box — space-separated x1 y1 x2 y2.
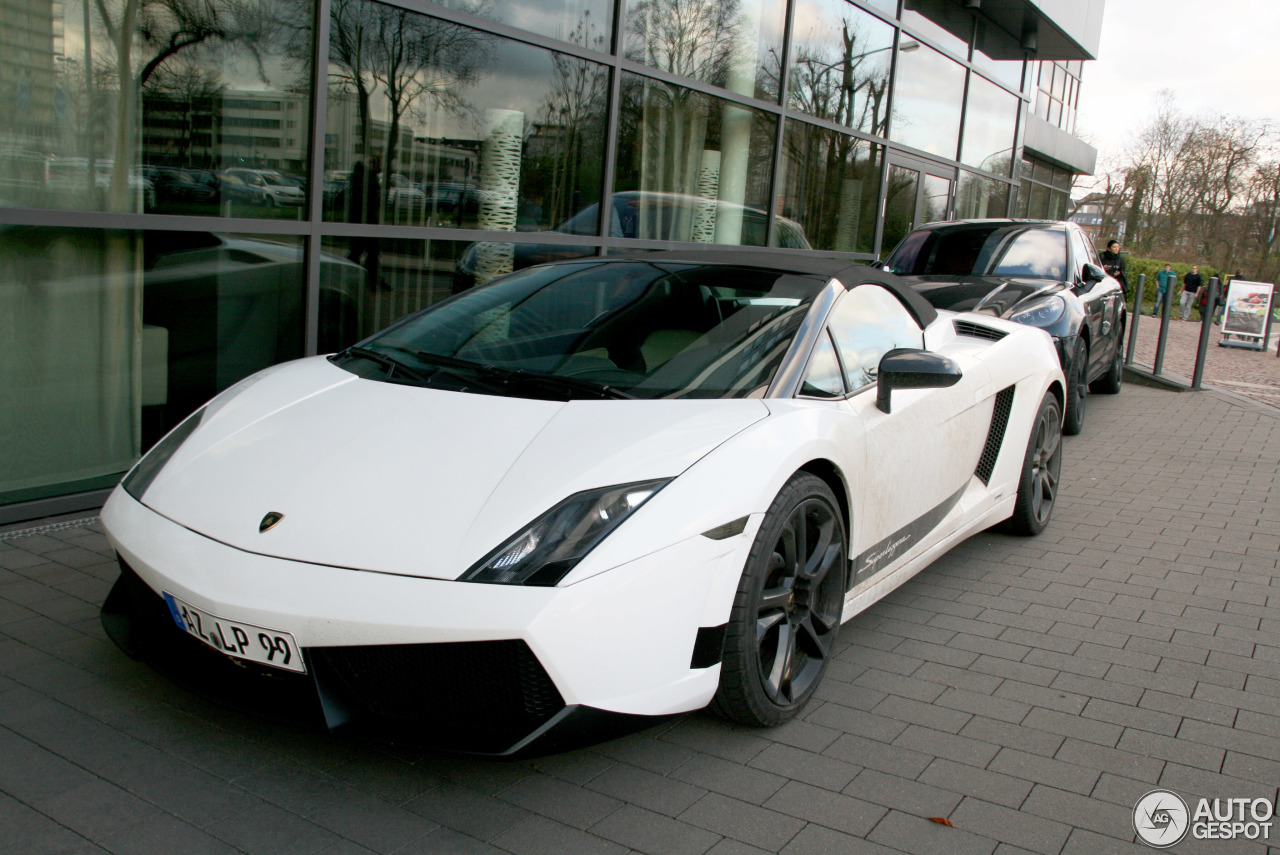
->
883 218 1127 435
222 168 306 207
453 191 813 292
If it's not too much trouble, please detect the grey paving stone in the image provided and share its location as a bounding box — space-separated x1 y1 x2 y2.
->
589 805 721 855
916 758 1033 810
872 695 972 734
492 815 630 855
1019 784 1136 839
404 779 534 841
892 724 1000 767
1058 828 1149 854
987 748 1101 796
867 810 997 855
949 797 1071 855
779 823 905 855
854 667 946 703
585 763 706 817
958 716 1065 758
803 703 909 743
1054 738 1166 783
747 743 860 792
934 687 1032 724
763 780 886 837
1116 729 1226 773
306 793 440 854
98 811 242 855
824 733 933 779
499 773 624 830
842 768 962 817
993 680 1089 715
678 793 805 851
206 802 343 855
669 754 789 805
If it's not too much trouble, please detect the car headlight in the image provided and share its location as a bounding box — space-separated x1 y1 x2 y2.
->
122 407 206 500
461 479 670 587
1009 295 1067 327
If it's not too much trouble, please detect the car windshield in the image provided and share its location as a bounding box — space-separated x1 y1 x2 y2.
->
337 261 823 400
260 173 290 186
886 223 1067 281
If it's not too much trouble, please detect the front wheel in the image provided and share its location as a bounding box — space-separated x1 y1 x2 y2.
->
711 473 847 726
1090 335 1123 394
999 391 1063 536
1062 338 1087 435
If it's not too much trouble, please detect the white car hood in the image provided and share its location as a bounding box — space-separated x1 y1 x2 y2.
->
139 357 768 579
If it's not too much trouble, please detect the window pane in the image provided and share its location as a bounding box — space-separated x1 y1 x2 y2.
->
828 284 923 391
890 42 964 158
14 0 313 217
800 333 845 397
787 0 894 136
960 74 1017 172
900 0 969 60
624 0 787 102
435 0 614 47
0 227 304 505
971 20 1023 90
615 73 778 246
325 0 608 251
319 236 597 346
955 171 1011 219
777 121 880 252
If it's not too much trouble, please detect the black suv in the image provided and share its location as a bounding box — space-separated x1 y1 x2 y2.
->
883 219 1126 434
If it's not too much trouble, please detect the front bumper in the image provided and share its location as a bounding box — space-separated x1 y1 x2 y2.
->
100 491 755 754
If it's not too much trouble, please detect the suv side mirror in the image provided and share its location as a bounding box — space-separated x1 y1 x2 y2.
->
876 348 963 413
1081 263 1106 287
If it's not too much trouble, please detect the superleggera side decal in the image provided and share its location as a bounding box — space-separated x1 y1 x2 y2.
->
850 484 967 589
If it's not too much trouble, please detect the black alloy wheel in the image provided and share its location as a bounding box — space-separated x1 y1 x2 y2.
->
713 473 847 726
1000 391 1063 536
1062 338 1087 435
1090 335 1124 394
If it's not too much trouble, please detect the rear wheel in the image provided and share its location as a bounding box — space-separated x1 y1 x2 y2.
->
712 473 847 726
999 391 1062 536
1063 338 1087 435
1090 335 1123 394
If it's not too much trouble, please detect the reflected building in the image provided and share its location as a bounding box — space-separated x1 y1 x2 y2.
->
0 0 1103 521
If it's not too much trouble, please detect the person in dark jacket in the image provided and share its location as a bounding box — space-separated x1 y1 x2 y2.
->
346 153 386 290
1180 265 1203 320
1100 240 1128 292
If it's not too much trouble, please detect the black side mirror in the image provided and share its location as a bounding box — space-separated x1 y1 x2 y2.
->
876 348 963 413
1081 263 1106 286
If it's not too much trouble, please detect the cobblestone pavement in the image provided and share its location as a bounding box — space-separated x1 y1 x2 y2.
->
1127 308 1280 409
2 384 1279 855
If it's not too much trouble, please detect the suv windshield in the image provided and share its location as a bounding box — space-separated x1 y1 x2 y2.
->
335 261 823 400
886 223 1068 281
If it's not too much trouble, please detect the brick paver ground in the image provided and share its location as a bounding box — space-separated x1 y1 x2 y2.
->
2 382 1279 854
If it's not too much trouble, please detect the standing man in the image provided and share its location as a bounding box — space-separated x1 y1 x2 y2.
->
1154 263 1177 316
1100 240 1128 293
347 152 385 291
1180 264 1203 321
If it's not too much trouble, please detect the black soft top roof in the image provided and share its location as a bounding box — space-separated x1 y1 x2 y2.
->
585 249 940 329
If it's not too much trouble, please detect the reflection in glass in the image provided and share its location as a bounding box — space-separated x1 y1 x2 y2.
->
0 227 304 506
881 164 919 254
325 0 607 284
955 171 1010 219
433 0 614 46
922 173 950 223
624 0 786 102
615 73 779 246
321 236 596 346
960 74 1017 173
889 42 963 158
0 0 312 216
901 0 970 59
787 0 893 136
777 121 880 253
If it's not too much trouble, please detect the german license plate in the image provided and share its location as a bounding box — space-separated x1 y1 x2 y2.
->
163 592 306 673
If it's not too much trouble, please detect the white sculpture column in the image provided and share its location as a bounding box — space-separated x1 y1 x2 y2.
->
475 109 524 285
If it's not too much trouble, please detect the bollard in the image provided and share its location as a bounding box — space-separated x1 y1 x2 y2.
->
1192 277 1218 389
1126 273 1144 366
1153 278 1174 376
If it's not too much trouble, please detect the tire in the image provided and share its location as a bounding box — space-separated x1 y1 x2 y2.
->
1062 338 1087 435
1089 335 1123 394
711 473 847 726
998 391 1063 536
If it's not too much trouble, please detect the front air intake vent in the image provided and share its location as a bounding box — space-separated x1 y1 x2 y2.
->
975 386 1015 484
955 319 1008 342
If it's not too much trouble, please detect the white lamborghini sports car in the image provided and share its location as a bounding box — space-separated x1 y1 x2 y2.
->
101 251 1066 755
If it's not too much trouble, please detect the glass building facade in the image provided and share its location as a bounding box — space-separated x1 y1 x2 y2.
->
0 0 1100 521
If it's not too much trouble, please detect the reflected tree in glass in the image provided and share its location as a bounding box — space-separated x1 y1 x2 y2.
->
91 0 280 211
786 10 892 137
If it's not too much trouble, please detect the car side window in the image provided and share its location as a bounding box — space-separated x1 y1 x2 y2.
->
800 332 845 398
1068 227 1094 280
827 285 924 393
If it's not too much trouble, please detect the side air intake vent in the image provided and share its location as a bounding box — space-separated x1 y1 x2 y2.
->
955 319 1008 342
975 386 1015 484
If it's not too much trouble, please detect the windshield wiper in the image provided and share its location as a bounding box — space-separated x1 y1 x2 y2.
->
377 343 634 400
344 346 434 386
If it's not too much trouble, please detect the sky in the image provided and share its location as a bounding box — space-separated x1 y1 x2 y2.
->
1073 0 1280 174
